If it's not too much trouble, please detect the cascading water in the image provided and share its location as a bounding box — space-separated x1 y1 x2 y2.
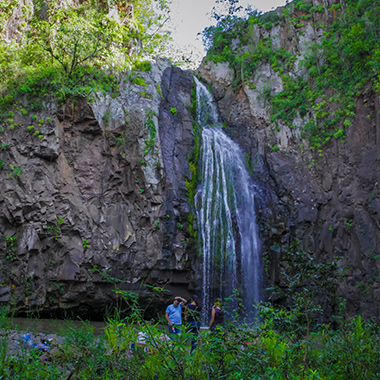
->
194 78 262 324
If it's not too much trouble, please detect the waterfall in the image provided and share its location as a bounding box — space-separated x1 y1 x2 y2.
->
194 78 262 324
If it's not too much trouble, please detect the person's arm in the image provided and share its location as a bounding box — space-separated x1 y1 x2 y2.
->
176 296 187 305
184 305 188 321
165 312 173 327
208 308 215 330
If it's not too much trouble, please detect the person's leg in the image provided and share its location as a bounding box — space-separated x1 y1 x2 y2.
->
190 322 199 354
168 325 176 339
186 323 192 334
190 336 196 353
186 323 195 334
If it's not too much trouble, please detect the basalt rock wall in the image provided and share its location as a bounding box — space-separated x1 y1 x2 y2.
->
2 0 380 321
0 61 198 319
197 0 380 319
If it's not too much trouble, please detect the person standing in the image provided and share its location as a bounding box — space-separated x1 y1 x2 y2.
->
165 296 187 336
185 295 202 353
208 298 224 331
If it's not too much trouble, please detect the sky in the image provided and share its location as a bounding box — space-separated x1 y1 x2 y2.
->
168 0 288 62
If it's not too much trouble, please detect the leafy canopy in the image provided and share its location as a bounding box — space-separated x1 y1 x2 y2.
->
0 0 172 112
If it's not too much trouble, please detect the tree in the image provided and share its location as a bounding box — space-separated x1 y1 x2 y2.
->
29 6 119 78
0 0 175 110
211 0 243 21
268 241 342 337
27 0 172 77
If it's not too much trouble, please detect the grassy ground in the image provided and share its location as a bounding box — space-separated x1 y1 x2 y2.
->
1 310 380 379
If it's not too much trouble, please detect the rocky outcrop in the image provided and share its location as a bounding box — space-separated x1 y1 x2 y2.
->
197 0 380 319
0 60 197 318
1 0 33 43
2 0 380 322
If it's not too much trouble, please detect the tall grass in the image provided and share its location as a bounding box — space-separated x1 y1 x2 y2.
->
1 303 380 379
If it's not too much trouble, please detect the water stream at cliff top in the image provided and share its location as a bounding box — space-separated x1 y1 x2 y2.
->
194 78 262 324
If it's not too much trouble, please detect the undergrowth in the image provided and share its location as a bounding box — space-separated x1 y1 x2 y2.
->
1 305 380 379
1 274 380 380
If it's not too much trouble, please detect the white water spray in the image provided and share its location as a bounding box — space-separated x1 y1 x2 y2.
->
194 78 262 323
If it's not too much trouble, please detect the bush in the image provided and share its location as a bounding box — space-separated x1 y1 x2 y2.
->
1 297 380 379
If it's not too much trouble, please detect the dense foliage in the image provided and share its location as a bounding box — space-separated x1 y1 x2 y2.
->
1 248 375 380
202 0 380 152
1 300 380 379
0 0 171 119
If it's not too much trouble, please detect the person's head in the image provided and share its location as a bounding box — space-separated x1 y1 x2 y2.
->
191 295 199 305
214 298 222 308
173 297 180 307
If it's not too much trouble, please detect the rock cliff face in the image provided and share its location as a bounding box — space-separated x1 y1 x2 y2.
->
2 0 380 321
197 0 380 318
0 61 198 318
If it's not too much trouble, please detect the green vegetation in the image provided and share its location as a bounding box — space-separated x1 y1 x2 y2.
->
115 134 126 150
0 241 377 379
102 109 111 127
203 0 380 152
156 83 162 98
267 241 342 338
1 287 380 379
0 0 171 120
3 235 17 263
184 82 203 238
43 218 64 240
8 164 23 179
132 77 148 86
144 109 157 155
